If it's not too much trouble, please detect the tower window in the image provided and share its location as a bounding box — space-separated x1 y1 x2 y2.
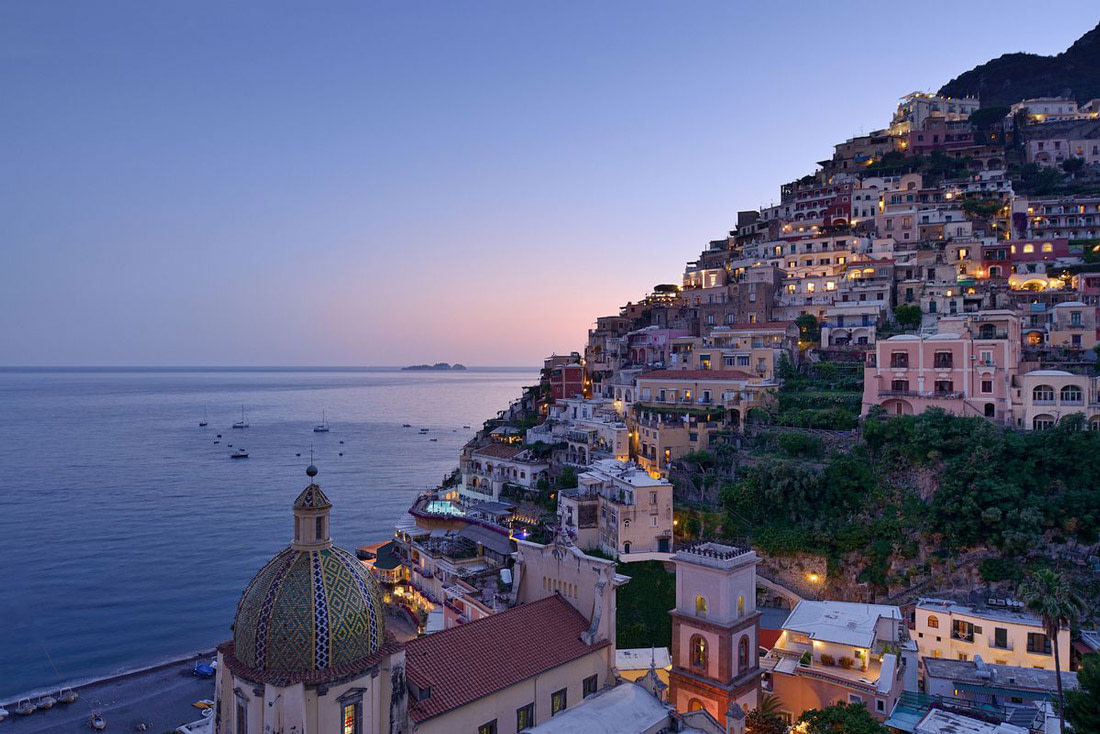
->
316 516 324 539
691 635 708 668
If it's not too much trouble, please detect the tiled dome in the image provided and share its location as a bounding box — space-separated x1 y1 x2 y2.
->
233 544 386 674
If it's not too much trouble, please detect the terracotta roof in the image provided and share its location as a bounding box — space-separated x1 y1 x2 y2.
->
637 370 756 381
472 443 525 460
404 595 610 722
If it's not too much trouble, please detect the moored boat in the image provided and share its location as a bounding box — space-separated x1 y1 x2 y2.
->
58 687 78 704
37 694 56 710
15 698 35 716
231 449 249 459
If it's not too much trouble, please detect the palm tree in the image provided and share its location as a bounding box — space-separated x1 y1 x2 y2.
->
1018 569 1084 734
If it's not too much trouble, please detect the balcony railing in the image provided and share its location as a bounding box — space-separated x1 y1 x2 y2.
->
878 390 964 399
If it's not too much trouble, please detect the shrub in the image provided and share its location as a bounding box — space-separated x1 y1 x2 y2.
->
778 432 824 459
819 653 835 666
838 656 854 669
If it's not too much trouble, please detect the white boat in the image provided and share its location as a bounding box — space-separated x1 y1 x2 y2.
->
232 405 249 429
15 698 35 715
37 694 56 710
0 706 8 722
90 713 107 730
58 687 78 704
313 410 330 433
231 449 249 459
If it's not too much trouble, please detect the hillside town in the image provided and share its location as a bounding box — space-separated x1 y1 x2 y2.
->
203 93 1100 734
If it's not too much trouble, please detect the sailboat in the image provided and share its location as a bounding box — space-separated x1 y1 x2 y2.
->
199 405 208 427
313 410 330 433
232 405 249 429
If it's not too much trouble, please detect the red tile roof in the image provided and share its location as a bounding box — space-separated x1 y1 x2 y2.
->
404 595 610 722
637 370 756 381
473 443 526 460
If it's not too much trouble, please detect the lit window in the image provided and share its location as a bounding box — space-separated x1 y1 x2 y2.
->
551 688 567 716
927 615 940 629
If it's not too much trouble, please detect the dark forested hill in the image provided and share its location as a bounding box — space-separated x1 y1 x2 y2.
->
939 22 1100 106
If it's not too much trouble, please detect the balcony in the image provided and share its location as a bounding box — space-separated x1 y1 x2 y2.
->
989 638 1014 651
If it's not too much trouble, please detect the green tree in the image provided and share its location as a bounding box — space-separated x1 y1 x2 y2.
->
795 314 820 348
1065 654 1100 733
894 303 922 329
1018 569 1084 734
797 702 887 734
1062 157 1086 178
556 466 578 489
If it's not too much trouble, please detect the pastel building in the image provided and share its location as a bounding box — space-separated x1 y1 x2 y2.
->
557 459 674 556
1015 370 1100 430
862 311 1021 422
913 600 1071 673
761 601 917 724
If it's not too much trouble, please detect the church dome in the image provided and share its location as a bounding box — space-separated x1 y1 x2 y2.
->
231 472 386 675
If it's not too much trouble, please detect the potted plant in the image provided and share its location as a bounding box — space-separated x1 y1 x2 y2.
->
838 656 854 669
820 654 835 666
799 651 812 667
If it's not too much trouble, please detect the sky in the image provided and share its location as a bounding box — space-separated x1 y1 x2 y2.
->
2 2 1096 367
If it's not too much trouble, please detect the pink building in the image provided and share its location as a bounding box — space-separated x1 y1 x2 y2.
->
862 311 1021 422
626 327 692 367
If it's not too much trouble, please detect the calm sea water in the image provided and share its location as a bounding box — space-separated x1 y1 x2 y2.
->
0 368 536 698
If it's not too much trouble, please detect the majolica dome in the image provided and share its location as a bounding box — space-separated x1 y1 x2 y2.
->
232 471 385 674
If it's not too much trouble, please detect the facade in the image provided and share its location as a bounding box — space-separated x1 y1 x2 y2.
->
862 311 1022 422
405 595 614 734
913 599 1071 672
761 600 917 723
1015 369 1100 430
459 443 549 503
558 459 673 556
668 542 762 731
633 370 768 473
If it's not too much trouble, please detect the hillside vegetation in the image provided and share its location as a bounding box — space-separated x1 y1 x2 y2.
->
679 381 1100 613
939 22 1100 105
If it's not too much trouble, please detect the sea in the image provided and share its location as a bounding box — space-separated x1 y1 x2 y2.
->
0 367 536 699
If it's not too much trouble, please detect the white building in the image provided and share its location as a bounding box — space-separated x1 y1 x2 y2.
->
761 600 918 723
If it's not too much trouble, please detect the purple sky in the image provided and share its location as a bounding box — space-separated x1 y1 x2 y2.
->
3 3 1095 366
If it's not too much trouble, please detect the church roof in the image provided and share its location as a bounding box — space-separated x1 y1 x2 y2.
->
293 483 332 510
232 544 385 678
405 595 610 723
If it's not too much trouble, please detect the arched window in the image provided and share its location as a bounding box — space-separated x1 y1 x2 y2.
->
1042 242 1054 253
1061 385 1083 404
688 699 705 712
738 636 750 670
1033 385 1055 403
737 594 745 617
695 596 708 618
690 635 708 668
927 615 940 629
1023 244 1035 253
623 542 631 554
1034 415 1055 431
988 266 1002 278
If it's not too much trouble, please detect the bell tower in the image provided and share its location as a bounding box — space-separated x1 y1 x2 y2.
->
668 542 761 732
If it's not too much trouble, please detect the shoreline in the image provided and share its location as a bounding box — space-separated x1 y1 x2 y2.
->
1 647 216 709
